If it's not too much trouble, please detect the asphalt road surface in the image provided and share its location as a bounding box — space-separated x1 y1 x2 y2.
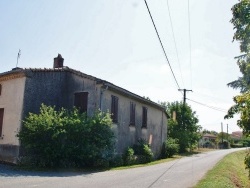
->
0 148 245 188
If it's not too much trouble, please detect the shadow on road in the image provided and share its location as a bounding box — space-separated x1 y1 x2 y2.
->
0 164 96 178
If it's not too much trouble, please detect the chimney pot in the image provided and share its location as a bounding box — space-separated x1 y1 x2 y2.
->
53 54 64 68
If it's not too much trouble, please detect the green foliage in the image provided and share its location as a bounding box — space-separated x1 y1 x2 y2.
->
231 143 244 148
231 0 250 53
195 150 250 187
123 147 136 166
122 139 154 166
240 136 250 146
218 141 230 149
133 139 154 164
162 101 201 153
18 104 115 168
161 138 179 158
109 155 124 167
225 92 250 135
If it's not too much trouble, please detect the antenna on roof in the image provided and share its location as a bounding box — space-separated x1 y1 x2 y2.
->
16 49 21 67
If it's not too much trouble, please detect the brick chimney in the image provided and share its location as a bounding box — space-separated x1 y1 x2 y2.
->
53 54 64 68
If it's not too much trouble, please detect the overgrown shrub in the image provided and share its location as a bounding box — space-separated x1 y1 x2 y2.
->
231 143 244 148
133 139 154 164
161 138 179 158
123 147 136 165
18 104 115 168
109 154 124 167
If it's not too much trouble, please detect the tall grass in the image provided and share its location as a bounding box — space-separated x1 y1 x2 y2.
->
195 150 250 188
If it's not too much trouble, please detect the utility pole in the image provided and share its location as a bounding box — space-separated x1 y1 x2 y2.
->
178 89 192 104
178 89 192 131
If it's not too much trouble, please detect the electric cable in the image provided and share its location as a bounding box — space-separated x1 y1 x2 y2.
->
187 98 228 113
166 0 185 88
144 0 182 90
188 0 193 89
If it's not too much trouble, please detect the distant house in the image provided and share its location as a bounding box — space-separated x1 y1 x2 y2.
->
231 131 243 143
199 133 217 148
0 54 168 163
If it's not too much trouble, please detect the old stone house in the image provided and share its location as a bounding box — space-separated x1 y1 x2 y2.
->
0 55 168 163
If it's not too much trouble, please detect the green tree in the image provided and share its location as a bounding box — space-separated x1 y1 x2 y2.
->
225 92 250 135
227 0 250 92
226 1 250 134
18 104 115 168
162 101 201 153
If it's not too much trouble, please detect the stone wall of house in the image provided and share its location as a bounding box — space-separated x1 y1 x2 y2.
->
22 70 98 118
0 76 26 163
99 87 167 158
22 70 68 117
65 73 97 116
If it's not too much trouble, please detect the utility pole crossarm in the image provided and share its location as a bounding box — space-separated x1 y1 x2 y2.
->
178 89 192 104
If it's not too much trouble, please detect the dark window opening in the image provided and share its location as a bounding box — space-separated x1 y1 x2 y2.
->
0 84 2 96
130 102 136 126
0 108 4 136
142 107 147 128
74 92 88 113
111 95 118 123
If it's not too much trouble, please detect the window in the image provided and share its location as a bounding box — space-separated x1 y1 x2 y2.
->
130 102 136 126
74 92 88 113
0 84 2 96
111 95 118 123
0 108 4 137
142 107 147 128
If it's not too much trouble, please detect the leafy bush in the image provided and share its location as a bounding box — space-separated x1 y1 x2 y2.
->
161 138 179 158
231 143 244 148
123 147 136 166
109 154 124 167
18 104 115 168
133 139 154 164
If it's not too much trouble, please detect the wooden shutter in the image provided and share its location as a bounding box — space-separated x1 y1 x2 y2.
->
0 108 4 136
111 96 118 123
130 102 136 126
142 107 147 128
74 92 88 113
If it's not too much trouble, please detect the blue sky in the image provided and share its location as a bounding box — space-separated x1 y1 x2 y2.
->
1 0 241 133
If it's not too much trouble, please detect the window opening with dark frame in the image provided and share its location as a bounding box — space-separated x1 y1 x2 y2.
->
0 84 2 96
111 95 118 123
130 102 136 126
0 108 4 137
74 92 88 113
142 107 147 128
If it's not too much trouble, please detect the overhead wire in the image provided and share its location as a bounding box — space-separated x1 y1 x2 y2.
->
190 91 232 103
144 0 182 91
166 0 185 88
187 98 228 113
187 0 193 89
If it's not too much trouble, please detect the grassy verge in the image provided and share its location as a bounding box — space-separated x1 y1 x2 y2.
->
111 148 215 171
194 150 250 188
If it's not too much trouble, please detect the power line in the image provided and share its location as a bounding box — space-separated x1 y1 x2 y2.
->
187 0 193 89
144 0 181 90
187 98 228 113
190 91 230 103
166 0 185 88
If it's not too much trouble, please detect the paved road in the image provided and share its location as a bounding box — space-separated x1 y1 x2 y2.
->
0 148 245 188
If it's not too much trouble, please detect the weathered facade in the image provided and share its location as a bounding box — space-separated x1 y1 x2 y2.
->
0 55 168 163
